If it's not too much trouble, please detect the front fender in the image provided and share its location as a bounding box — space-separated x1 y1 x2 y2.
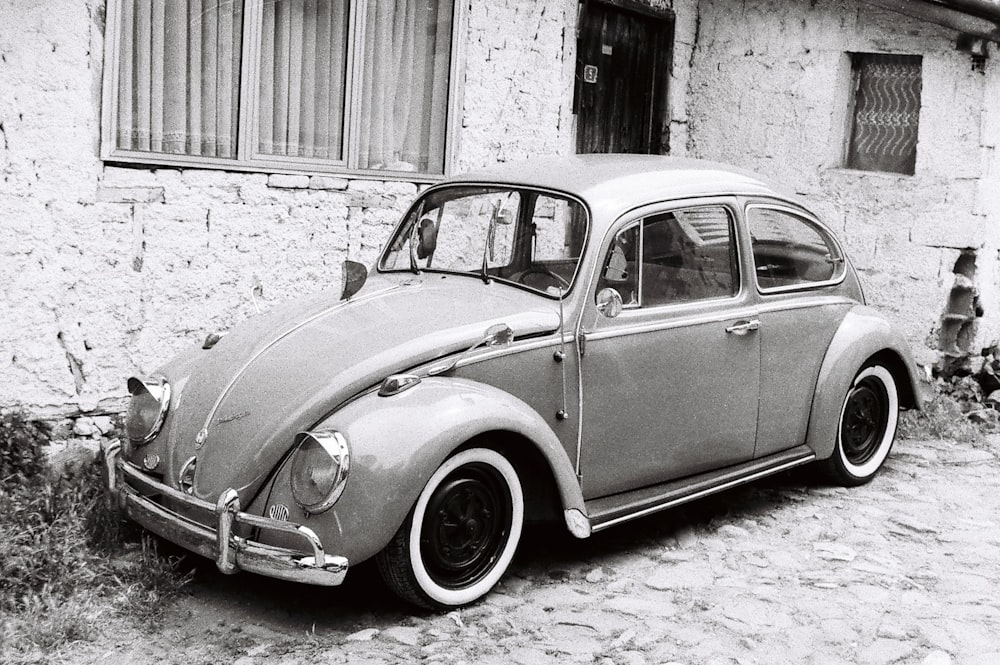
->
805 305 923 461
257 376 584 566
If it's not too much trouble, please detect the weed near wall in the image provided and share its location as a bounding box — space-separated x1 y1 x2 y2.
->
0 410 191 662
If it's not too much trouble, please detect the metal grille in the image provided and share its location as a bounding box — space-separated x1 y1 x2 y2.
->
847 54 922 175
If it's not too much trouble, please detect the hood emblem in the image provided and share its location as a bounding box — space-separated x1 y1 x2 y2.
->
217 410 250 425
194 428 208 449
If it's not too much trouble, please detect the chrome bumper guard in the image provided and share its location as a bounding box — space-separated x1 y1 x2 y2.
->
102 441 348 586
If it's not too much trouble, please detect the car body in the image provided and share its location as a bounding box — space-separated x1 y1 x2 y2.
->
105 154 922 609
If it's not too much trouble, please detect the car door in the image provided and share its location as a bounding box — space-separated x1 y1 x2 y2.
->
579 201 761 499
745 203 854 459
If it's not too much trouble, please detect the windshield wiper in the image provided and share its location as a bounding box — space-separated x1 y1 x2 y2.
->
482 194 515 284
481 201 499 284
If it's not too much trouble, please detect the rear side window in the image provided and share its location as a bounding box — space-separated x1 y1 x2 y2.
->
747 207 844 291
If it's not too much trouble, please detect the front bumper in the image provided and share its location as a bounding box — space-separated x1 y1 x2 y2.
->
102 440 348 586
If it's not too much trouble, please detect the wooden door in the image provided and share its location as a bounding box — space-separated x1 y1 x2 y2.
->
575 2 672 154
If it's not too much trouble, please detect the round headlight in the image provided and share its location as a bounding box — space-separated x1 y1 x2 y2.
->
290 430 350 515
126 376 170 446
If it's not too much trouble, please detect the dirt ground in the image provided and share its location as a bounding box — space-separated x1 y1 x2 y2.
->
61 434 1000 665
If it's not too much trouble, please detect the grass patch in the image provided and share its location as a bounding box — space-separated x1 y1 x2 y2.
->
898 390 987 443
0 410 191 663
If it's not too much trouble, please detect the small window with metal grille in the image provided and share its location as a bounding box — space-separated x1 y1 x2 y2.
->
845 53 923 175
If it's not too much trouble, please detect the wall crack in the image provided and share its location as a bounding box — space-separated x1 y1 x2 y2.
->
56 332 86 395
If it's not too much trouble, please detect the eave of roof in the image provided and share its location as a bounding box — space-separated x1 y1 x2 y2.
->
865 0 1000 42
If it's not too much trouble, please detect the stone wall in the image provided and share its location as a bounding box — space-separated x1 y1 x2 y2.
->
686 0 1000 365
0 0 592 413
5 0 991 415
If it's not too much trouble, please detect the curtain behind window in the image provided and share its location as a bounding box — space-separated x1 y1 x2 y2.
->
116 0 243 158
258 0 348 159
359 0 452 173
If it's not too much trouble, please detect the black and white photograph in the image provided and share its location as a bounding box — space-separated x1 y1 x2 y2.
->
1 0 999 663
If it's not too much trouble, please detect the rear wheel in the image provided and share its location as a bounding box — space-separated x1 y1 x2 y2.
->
822 364 899 486
376 448 524 609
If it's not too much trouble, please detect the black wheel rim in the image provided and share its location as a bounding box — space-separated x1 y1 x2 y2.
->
420 462 512 590
841 376 889 466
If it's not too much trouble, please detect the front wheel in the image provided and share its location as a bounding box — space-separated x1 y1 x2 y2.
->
822 364 899 486
376 448 524 609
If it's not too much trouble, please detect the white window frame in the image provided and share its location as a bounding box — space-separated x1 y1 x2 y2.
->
100 0 466 182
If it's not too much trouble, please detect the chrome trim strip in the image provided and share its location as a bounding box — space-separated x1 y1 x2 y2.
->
215 489 240 574
103 439 120 494
583 295 853 345
590 453 815 533
452 334 569 369
198 284 409 444
756 295 854 313
585 306 761 342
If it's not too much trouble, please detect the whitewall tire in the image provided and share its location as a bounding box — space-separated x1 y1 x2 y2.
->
824 364 899 486
377 448 524 609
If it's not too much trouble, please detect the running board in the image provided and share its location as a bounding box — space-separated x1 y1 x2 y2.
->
586 445 816 533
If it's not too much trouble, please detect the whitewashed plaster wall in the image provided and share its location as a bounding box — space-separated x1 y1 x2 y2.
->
686 0 1000 365
0 0 584 412
11 0 976 414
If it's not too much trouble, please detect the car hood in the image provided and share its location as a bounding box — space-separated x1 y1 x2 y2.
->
156 273 562 501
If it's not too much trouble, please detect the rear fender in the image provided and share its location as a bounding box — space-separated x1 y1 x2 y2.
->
256 377 584 565
806 306 923 460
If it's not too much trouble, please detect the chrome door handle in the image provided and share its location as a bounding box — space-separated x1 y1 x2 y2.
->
725 319 761 335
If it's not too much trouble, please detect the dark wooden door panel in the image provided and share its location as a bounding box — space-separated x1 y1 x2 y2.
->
576 3 671 154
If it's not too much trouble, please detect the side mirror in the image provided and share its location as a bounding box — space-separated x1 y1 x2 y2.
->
340 260 368 300
595 288 623 318
416 215 438 259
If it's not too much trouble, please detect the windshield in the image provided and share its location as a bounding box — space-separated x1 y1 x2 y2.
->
379 185 588 297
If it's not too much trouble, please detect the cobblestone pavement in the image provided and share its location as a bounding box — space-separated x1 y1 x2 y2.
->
76 435 1000 665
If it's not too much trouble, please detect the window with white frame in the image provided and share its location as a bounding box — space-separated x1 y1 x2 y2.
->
102 0 458 177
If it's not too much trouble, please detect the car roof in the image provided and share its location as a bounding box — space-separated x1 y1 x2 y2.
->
445 154 802 230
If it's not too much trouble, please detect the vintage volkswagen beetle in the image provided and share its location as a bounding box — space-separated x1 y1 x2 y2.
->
105 155 921 609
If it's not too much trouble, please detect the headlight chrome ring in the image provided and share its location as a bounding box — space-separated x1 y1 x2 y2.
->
290 429 351 516
126 375 171 446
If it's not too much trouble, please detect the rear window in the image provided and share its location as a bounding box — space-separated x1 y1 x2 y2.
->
747 207 844 291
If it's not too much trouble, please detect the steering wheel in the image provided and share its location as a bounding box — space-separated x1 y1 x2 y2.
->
514 266 570 291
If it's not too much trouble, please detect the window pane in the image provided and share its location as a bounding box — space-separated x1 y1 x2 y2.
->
748 208 842 289
641 207 737 307
531 196 585 262
847 53 922 175
116 0 243 158
515 195 587 293
597 225 640 307
258 0 348 159
358 0 454 174
383 187 520 273
382 188 586 296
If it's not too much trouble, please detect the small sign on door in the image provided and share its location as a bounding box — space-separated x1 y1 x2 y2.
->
583 65 598 84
